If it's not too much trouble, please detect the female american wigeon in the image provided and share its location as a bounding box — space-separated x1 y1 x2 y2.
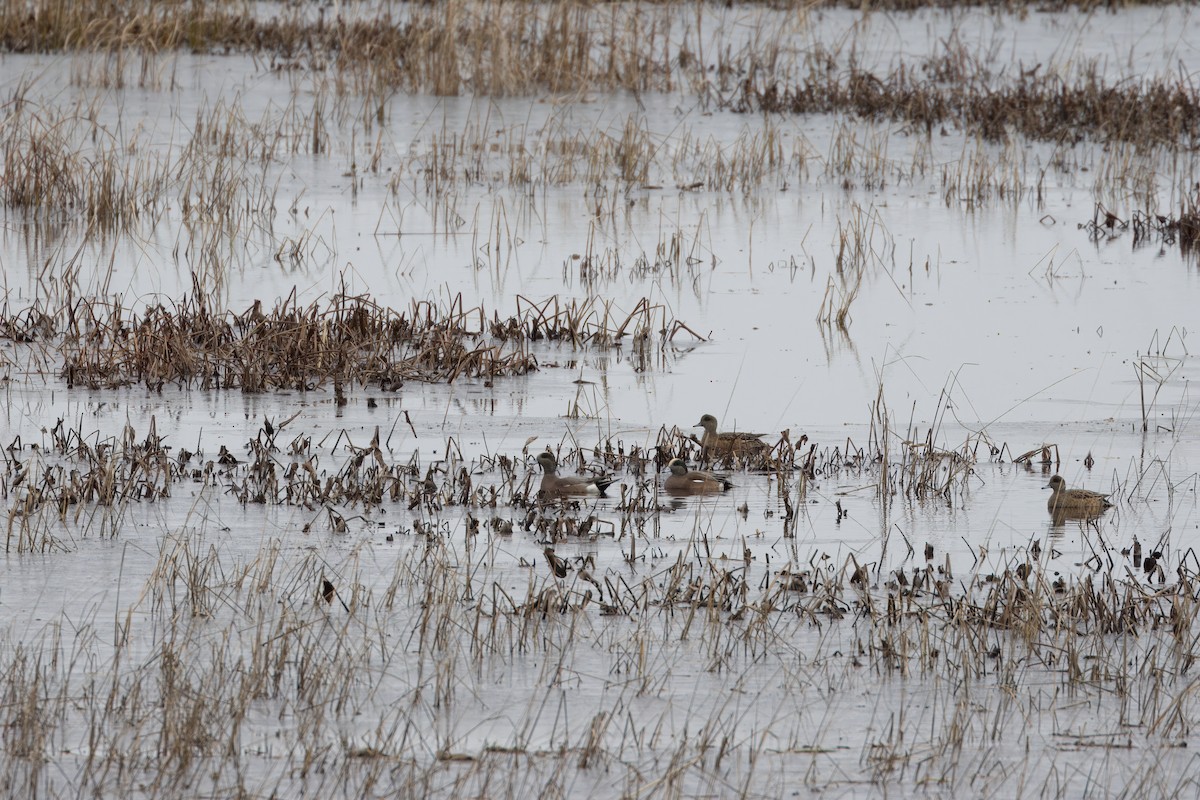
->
536 451 614 497
694 413 769 458
1045 474 1112 515
664 458 733 494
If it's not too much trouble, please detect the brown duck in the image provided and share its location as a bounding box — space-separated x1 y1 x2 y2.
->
537 451 615 497
1045 474 1112 516
694 413 769 458
664 458 733 494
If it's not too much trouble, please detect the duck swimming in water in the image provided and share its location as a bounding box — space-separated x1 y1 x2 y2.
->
694 413 769 459
663 457 733 494
536 451 615 497
1045 474 1112 516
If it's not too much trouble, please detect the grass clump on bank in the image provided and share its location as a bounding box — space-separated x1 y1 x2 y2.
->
0 288 699 391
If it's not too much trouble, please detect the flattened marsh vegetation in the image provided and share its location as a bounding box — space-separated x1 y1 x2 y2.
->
2 1 1200 798
0 288 697 390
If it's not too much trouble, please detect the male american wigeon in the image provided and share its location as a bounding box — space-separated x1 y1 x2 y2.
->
536 451 614 497
664 457 733 494
694 413 769 458
1045 474 1112 515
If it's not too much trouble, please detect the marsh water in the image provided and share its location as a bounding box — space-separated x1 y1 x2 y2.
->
2 3 1200 798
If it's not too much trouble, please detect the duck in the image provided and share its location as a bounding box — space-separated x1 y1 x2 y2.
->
694 413 770 458
664 458 733 494
1045 474 1112 516
536 451 614 497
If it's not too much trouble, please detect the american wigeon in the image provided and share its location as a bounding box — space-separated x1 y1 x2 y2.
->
664 457 733 494
536 451 614 497
694 413 770 458
1045 474 1112 515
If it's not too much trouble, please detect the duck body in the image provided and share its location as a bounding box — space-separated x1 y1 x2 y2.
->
664 458 733 494
694 413 769 458
1045 474 1112 515
537 451 614 497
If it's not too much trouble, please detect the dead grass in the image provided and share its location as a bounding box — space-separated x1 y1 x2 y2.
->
0 287 700 392
1 385 994 557
1 2 1197 795
12 7 1192 244
6 1 1195 160
816 203 895 330
50 288 537 390
0 88 289 240
0 84 173 233
0 1 692 96
738 54 1200 149
1 501 1197 796
1084 190 1200 266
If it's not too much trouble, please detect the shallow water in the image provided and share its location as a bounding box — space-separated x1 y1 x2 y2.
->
2 3 1200 798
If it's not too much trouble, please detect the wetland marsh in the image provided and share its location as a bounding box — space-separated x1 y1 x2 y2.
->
1 1 1200 797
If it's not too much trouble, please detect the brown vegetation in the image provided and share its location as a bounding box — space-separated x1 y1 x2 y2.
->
0 287 699 391
738 57 1200 148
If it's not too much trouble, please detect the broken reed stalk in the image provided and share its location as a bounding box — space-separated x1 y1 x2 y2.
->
816 203 894 329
